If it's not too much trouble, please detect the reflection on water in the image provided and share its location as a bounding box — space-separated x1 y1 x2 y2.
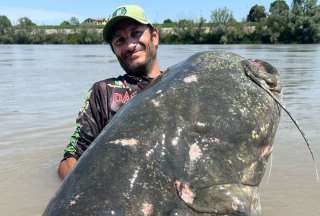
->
0 44 319 216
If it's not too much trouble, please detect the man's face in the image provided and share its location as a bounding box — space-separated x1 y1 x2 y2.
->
111 20 159 76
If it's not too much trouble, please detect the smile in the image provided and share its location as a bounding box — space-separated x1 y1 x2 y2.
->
128 50 144 60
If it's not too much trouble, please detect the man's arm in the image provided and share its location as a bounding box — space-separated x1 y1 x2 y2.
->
57 82 110 180
58 157 77 180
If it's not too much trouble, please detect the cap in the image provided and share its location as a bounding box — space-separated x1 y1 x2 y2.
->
103 5 153 43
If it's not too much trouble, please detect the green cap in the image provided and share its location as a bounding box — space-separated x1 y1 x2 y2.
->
103 5 152 43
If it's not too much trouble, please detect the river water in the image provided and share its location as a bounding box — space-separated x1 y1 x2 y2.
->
0 44 319 216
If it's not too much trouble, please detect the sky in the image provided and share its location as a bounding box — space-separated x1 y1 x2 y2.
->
0 0 292 25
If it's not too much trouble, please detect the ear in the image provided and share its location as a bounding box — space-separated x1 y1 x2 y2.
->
151 28 159 48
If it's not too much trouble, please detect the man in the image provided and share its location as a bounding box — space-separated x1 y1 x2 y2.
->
58 5 161 180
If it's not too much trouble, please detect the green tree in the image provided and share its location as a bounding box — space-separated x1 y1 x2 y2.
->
45 31 67 44
15 17 36 44
163 19 173 24
316 4 320 23
292 0 318 16
174 19 195 43
162 18 175 27
194 17 207 43
31 28 46 44
0 15 12 34
291 16 320 42
304 0 318 16
0 15 13 43
78 27 103 44
60 20 71 27
292 0 304 16
247 5 267 22
290 0 320 43
248 19 271 43
270 0 290 16
69 17 80 26
268 0 291 43
16 17 36 29
210 7 234 26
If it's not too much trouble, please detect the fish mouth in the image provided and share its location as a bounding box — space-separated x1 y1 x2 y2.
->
175 182 261 216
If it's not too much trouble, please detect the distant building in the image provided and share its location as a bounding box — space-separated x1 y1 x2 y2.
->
83 18 108 26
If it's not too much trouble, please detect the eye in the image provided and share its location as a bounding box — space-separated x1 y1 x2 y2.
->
131 30 143 38
113 36 125 46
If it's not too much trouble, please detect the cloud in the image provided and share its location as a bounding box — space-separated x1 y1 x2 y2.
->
0 6 82 25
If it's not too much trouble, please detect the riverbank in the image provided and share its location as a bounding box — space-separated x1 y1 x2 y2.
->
1 22 319 45
1 0 320 44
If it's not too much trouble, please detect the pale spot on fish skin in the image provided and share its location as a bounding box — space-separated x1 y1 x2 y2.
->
196 122 206 127
141 201 153 216
214 138 220 143
201 138 208 143
189 144 202 161
251 130 259 139
261 145 273 158
145 149 154 157
129 167 140 189
69 193 81 206
175 181 195 204
172 127 183 147
160 134 166 156
183 75 198 83
209 137 220 144
237 155 246 163
239 107 248 115
219 185 225 190
161 134 166 145
231 197 245 211
172 137 179 146
69 200 76 206
145 142 159 158
110 138 138 146
241 162 259 182
123 192 130 199
260 123 269 134
228 108 237 115
201 143 209 151
151 99 160 107
250 188 262 212
161 134 166 156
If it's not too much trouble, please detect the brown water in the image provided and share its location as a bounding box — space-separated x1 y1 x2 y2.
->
0 44 319 216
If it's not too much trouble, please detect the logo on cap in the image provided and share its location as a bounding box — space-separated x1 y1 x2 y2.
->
112 7 127 17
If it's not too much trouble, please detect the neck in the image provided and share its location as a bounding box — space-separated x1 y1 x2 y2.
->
146 59 161 78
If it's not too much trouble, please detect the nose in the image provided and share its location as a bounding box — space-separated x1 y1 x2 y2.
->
127 40 137 52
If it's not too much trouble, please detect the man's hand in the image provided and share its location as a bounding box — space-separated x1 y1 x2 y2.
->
58 157 77 180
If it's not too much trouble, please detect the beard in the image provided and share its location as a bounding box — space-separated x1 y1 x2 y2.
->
116 42 157 77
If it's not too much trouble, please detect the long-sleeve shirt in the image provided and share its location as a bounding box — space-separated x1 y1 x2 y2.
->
63 74 157 160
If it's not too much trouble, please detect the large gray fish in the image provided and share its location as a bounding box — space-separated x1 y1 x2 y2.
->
44 51 282 216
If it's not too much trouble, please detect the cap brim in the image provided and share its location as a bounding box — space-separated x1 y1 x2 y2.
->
103 16 150 43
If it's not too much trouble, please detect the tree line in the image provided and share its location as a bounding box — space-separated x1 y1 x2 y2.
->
0 16 103 44
0 0 319 44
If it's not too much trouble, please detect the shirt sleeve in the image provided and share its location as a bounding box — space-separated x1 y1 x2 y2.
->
62 82 109 160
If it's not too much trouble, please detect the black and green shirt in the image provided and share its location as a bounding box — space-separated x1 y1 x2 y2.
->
63 74 156 160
